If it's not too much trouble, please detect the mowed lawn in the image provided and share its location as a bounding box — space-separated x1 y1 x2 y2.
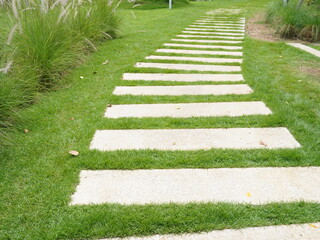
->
1 0 320 239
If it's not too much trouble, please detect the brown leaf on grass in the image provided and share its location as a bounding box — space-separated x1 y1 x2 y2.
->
24 129 29 133
69 150 79 156
70 117 75 120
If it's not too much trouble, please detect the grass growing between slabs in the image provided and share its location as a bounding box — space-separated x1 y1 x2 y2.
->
1 0 320 239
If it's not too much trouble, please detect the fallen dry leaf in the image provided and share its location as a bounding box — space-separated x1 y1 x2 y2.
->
69 150 79 156
70 117 75 120
24 129 29 133
259 140 267 147
107 104 112 108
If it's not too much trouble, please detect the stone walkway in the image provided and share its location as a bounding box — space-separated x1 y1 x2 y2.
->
287 43 320 58
70 10 320 239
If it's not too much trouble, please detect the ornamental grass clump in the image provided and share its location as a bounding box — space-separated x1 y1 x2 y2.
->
0 0 120 147
266 0 320 42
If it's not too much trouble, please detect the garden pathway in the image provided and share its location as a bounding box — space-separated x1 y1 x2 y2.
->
71 10 320 239
287 43 320 58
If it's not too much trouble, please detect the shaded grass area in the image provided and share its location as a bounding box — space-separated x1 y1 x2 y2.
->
1 0 320 239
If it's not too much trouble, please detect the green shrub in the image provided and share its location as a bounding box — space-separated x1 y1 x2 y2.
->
266 0 320 42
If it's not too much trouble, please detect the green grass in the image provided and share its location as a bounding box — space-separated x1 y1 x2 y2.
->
1 0 320 239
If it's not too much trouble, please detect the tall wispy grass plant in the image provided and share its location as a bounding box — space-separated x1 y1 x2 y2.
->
266 0 320 42
0 0 120 148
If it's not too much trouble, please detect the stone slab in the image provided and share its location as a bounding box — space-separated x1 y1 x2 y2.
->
122 73 244 82
287 43 320 57
172 38 242 44
193 23 245 26
145 55 243 63
205 15 245 18
71 166 316 206
177 35 244 40
104 101 272 118
196 20 245 23
89 127 300 151
189 25 244 29
113 84 252 96
163 43 242 50
202 18 245 22
206 9 244 14
134 62 241 72
195 22 245 25
101 223 320 240
186 28 245 32
182 31 244 36
157 49 243 56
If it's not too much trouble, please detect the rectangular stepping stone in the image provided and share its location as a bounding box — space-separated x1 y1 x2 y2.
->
172 38 242 44
104 101 272 118
163 43 242 50
113 84 252 96
206 15 245 17
202 18 245 22
135 62 241 72
196 20 245 23
177 35 244 40
195 21 245 25
182 31 244 36
122 73 244 82
186 28 245 32
156 49 243 56
287 43 320 57
194 23 245 26
145 55 243 63
190 25 244 29
71 166 315 205
89 127 300 151
100 223 320 239
204 16 245 19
